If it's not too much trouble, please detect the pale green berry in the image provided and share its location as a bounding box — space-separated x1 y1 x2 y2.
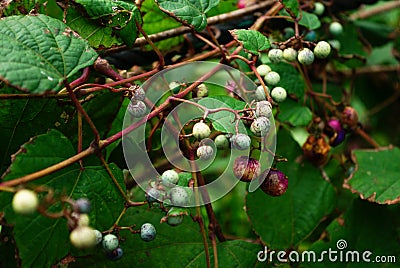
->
268 49 283 63
255 101 272 118
250 117 271 137
256 64 271 76
214 134 229 149
94 229 103 245
297 48 314 65
166 207 186 227
70 226 97 249
128 100 147 118
170 186 190 207
313 2 325 16
131 86 146 101
255 85 268 101
264 71 280 86
231 134 251 150
314 41 331 59
197 145 214 160
102 234 119 252
283 47 298 62
329 22 343 36
77 213 90 227
192 122 211 140
194 83 209 98
328 39 341 50
271 87 287 102
12 189 39 215
161 169 179 186
140 223 156 242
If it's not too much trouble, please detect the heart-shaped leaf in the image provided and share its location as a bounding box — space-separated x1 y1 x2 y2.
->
230 29 271 55
156 0 220 31
0 15 98 93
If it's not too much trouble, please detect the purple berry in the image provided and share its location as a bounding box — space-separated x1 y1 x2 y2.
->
74 198 91 214
233 156 261 182
341 106 358 128
327 119 346 146
107 247 123 261
260 169 288 196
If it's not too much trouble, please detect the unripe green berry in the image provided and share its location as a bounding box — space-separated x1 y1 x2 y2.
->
283 47 298 62
128 100 147 118
255 101 272 118
70 226 97 249
140 223 156 242
264 71 280 86
329 22 343 36
313 2 325 16
166 207 186 227
12 189 39 215
271 87 287 102
254 85 268 101
161 169 179 186
231 134 251 150
192 122 211 140
214 134 229 149
256 64 271 76
197 145 214 160
328 39 341 50
268 49 283 63
170 186 190 207
250 117 271 137
102 234 119 251
297 48 314 65
314 41 331 59
146 187 161 203
77 213 90 227
193 83 209 98
283 27 295 39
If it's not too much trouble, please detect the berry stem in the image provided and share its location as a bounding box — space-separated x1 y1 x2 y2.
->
99 155 130 202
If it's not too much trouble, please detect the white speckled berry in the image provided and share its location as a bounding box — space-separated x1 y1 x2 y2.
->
256 64 271 76
268 49 283 63
250 117 271 137
255 101 272 118
161 169 179 186
128 100 147 118
197 145 214 160
271 87 287 102
264 71 280 86
192 122 211 140
214 134 229 149
140 223 156 242
297 48 314 65
314 41 331 59
231 134 251 150
170 186 190 207
283 47 298 62
102 234 119 252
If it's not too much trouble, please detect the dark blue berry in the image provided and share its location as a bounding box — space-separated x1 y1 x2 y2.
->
107 247 123 261
74 198 91 214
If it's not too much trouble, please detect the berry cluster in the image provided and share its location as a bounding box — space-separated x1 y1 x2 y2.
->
127 86 147 118
255 63 287 103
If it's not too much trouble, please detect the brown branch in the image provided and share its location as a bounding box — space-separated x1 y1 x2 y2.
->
350 1 400 20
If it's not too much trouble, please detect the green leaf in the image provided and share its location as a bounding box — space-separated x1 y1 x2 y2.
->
65 8 122 48
73 0 142 47
155 0 220 31
282 0 299 17
246 130 336 249
198 95 246 133
141 0 184 51
303 199 400 267
1 0 48 16
278 99 313 126
0 14 97 93
298 12 321 30
206 0 237 17
270 62 305 98
344 147 400 205
1 129 126 267
0 87 63 173
230 29 271 55
190 240 262 267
